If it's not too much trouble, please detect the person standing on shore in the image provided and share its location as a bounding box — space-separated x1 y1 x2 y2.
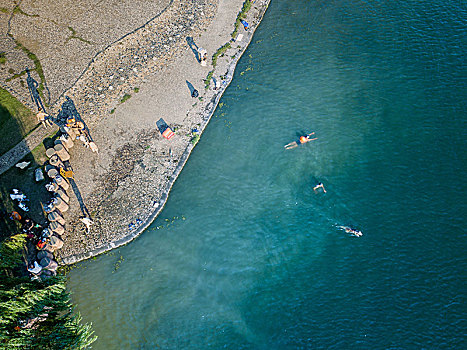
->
197 47 208 66
36 108 53 127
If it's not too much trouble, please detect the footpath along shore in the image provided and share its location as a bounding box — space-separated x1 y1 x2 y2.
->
53 0 271 264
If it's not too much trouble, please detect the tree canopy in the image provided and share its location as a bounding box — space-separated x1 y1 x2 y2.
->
0 234 96 349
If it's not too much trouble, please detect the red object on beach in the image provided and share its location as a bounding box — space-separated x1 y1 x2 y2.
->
162 128 175 140
36 240 46 249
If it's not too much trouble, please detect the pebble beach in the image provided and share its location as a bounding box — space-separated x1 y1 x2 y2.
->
3 0 270 264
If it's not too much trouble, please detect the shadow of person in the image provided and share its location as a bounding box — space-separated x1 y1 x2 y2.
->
156 118 169 135
186 80 199 98
61 96 96 143
186 36 200 62
68 177 90 217
26 68 46 112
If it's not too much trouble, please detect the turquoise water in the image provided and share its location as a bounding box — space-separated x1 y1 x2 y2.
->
68 1 466 348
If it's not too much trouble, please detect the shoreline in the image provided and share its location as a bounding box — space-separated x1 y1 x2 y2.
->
59 0 270 265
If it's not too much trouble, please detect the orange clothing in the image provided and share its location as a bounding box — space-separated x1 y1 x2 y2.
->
10 211 21 221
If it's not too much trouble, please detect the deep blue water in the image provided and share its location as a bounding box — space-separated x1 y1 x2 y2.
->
68 1 467 348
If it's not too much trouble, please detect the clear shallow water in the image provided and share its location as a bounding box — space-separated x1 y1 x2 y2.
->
68 1 466 348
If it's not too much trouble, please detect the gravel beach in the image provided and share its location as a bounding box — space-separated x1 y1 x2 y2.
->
52 0 269 264
0 0 270 264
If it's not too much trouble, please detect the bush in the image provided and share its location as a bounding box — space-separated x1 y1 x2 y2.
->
212 43 231 68
120 93 131 103
191 134 200 146
231 0 252 38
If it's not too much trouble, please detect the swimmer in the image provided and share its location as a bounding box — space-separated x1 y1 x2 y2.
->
284 132 317 149
338 226 363 237
313 182 326 193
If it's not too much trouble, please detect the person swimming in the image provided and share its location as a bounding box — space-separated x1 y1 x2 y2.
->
338 226 363 237
313 182 326 193
284 132 317 149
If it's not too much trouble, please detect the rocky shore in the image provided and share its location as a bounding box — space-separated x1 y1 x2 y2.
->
3 0 271 265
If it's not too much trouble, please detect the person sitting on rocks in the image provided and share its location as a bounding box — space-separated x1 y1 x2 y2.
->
66 118 76 128
27 261 42 275
79 216 94 233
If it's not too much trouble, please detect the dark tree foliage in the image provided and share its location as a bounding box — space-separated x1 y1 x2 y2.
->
0 235 96 349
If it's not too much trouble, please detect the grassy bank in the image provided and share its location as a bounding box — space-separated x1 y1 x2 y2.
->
0 87 37 155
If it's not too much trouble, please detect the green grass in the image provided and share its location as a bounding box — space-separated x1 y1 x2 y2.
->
212 43 231 67
0 7 9 14
133 87 140 93
204 70 214 90
191 134 200 146
12 6 38 17
66 26 93 45
5 69 27 82
231 0 252 39
0 87 36 155
120 93 132 103
0 52 6 64
7 34 47 106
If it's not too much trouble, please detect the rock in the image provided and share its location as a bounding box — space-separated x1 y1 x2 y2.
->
39 257 52 267
16 161 30 169
35 168 45 182
37 250 53 260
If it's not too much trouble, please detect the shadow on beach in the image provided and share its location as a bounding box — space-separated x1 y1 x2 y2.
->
186 36 200 62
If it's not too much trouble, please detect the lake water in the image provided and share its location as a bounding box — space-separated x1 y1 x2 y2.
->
68 1 466 348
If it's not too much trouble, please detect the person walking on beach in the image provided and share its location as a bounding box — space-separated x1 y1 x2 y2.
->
284 132 317 149
313 182 326 193
36 108 53 127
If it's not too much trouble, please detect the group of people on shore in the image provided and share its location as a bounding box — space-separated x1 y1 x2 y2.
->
285 131 363 238
12 103 99 278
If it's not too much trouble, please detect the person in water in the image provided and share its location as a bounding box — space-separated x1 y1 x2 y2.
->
338 226 363 237
284 132 317 149
313 182 326 193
